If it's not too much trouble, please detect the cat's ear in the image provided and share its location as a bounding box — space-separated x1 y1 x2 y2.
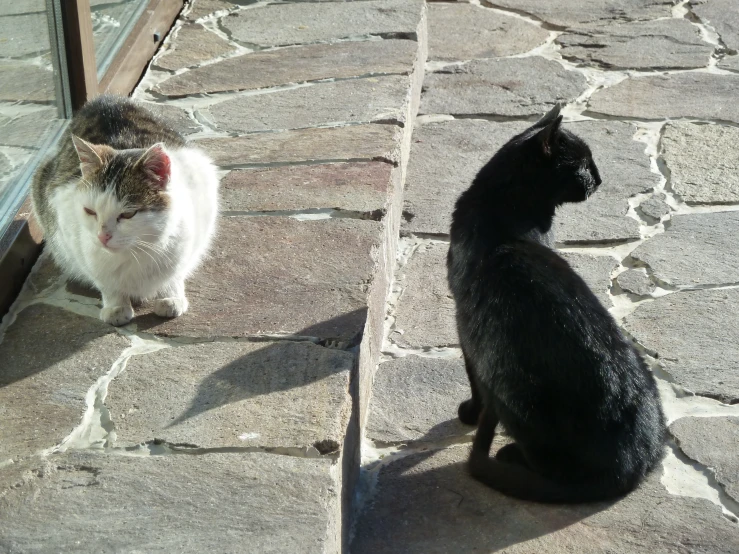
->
137 143 171 190
536 102 564 128
536 114 563 156
71 135 112 177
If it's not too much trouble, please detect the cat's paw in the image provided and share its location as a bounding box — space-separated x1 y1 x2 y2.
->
154 297 189 318
495 443 528 467
458 398 481 425
100 305 134 326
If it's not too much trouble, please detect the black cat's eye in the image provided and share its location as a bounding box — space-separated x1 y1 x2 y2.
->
84 207 96 217
118 210 138 220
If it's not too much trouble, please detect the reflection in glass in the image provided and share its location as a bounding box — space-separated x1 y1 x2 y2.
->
0 0 68 237
92 0 149 78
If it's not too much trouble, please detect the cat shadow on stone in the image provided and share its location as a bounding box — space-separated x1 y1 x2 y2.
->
353 424 616 553
166 309 365 427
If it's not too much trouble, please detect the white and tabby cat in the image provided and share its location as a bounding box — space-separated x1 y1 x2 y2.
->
32 95 219 326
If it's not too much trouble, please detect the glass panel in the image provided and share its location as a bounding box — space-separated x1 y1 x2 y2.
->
91 0 149 79
0 0 69 238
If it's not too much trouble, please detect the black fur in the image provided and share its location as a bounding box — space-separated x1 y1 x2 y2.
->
447 104 666 503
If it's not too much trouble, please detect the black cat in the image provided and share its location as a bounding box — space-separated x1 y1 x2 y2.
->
447 104 666 503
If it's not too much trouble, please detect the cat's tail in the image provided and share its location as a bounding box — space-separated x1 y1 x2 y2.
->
468 452 629 504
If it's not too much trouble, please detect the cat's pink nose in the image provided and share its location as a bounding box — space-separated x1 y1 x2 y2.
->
98 232 112 246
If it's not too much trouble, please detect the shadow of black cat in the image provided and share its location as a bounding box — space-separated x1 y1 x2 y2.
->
352 422 617 553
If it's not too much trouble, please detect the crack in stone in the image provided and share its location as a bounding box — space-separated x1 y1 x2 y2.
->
115 439 339 460
399 230 450 241
479 0 567 31
369 433 473 454
156 69 414 101
43 334 170 455
557 237 639 247
213 156 399 170
220 208 385 221
662 441 739 523
582 111 739 128
381 344 462 362
449 113 543 123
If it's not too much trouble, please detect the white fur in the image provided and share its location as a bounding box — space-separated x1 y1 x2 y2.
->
45 146 219 325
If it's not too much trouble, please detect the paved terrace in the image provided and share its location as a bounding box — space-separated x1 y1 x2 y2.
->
2 0 739 552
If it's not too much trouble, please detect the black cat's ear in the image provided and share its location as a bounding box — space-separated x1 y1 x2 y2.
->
536 102 564 128
536 113 563 156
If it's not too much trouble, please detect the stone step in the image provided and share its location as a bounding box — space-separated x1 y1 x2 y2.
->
0 0 428 551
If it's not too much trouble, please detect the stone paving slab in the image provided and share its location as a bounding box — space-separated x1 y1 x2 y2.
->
391 242 457 349
0 107 58 149
352 445 739 553
692 0 739 51
136 217 381 341
427 3 548 61
0 450 340 553
630 212 739 287
624 288 739 403
221 0 425 47
557 19 712 70
421 57 586 117
0 150 12 176
0 305 128 462
661 123 739 205
719 54 739 72
0 62 54 102
403 119 528 235
555 120 658 243
154 23 238 71
143 102 203 136
588 72 739 124
366 355 471 445
156 39 417 97
617 268 656 296
486 0 673 28
0 0 45 16
671 416 739 503
560 252 618 308
0 12 50 58
184 0 239 22
638 193 671 221
556 198 641 244
195 124 402 167
204 75 411 133
220 162 391 213
107 340 352 452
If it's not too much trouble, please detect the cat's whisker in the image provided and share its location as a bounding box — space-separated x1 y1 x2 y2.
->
136 240 175 262
129 248 142 270
134 242 168 269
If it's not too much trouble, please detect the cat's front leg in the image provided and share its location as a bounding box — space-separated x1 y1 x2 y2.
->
100 291 134 326
459 350 483 425
154 279 188 318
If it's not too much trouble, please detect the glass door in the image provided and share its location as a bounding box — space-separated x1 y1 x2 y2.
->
92 0 149 79
0 0 70 238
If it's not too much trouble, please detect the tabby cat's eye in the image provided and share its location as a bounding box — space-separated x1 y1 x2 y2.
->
118 210 138 220
84 207 96 216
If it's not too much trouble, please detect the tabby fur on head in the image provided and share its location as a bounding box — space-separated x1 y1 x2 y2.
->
32 95 219 326
447 103 666 503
